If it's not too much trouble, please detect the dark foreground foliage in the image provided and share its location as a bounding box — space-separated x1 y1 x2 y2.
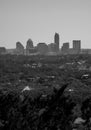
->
0 84 75 130
0 54 91 129
0 84 91 130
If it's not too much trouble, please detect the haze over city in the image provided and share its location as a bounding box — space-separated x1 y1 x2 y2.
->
0 0 91 49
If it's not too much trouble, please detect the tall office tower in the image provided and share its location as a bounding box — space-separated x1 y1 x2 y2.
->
26 39 33 48
26 39 34 55
61 42 69 54
16 42 24 55
73 40 81 54
54 33 59 51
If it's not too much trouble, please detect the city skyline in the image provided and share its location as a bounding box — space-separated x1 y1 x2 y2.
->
0 0 91 49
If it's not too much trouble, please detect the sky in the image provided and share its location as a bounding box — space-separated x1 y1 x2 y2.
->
0 0 91 49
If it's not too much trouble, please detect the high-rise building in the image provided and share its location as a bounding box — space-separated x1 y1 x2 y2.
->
16 42 24 55
54 33 59 51
48 43 56 52
26 39 33 48
26 39 34 55
73 40 81 54
37 43 48 54
0 47 7 54
61 42 69 54
73 40 81 50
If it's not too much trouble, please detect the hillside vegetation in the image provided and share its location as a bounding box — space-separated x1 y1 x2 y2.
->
0 54 91 130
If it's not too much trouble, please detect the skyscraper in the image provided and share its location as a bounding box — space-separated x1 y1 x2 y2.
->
54 33 59 52
16 42 24 55
48 43 56 52
37 43 48 54
61 42 69 54
26 39 33 49
73 40 81 50
26 39 34 55
73 40 81 54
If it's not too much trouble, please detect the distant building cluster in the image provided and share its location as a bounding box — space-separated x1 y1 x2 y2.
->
61 40 81 55
7 33 60 55
0 33 91 55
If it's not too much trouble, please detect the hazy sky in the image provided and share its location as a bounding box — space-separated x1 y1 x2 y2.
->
0 0 91 49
